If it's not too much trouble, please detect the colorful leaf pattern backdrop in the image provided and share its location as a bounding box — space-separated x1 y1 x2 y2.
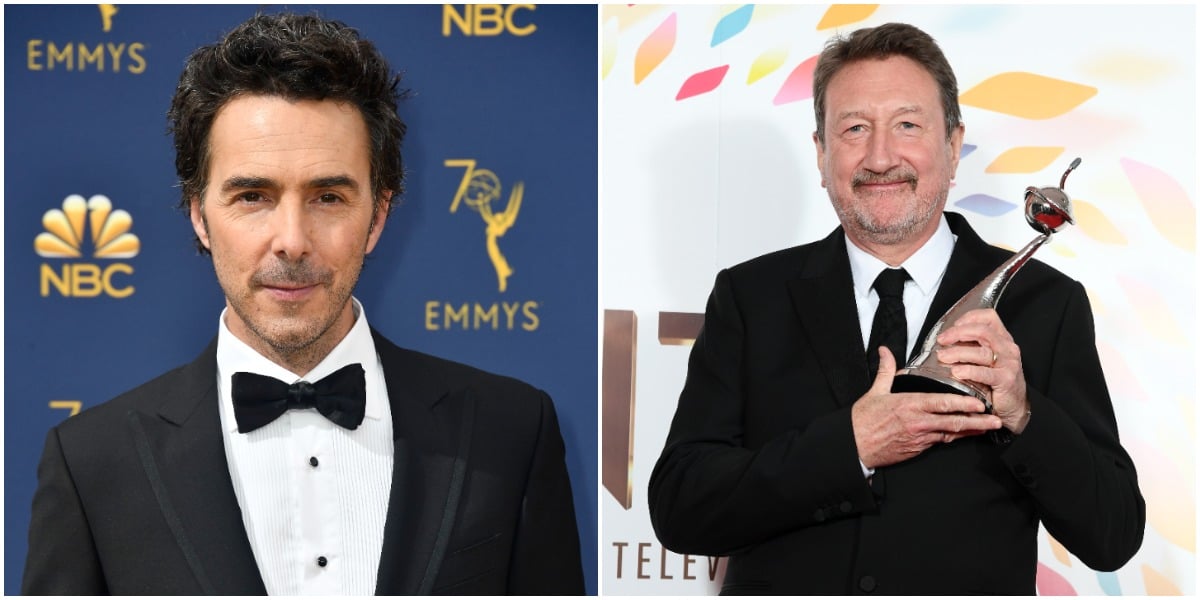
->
603 4 1194 596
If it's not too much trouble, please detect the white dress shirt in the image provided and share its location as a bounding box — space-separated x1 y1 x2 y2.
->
215 298 394 595
845 214 956 363
845 215 956 478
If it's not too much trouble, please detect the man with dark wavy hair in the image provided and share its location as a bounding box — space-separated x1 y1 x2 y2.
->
23 12 583 595
649 22 1143 594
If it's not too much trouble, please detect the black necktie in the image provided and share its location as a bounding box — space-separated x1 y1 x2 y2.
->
231 363 366 433
866 268 910 377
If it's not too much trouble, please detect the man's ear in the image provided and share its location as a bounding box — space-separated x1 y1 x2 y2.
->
365 190 391 254
948 122 966 179
188 196 211 250
813 132 828 188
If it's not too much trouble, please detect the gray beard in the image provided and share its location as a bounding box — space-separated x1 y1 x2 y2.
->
830 186 947 247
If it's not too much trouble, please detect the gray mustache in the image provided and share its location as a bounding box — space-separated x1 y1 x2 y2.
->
252 261 331 288
853 169 917 188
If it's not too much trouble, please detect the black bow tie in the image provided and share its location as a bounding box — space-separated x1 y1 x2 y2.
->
231 363 366 433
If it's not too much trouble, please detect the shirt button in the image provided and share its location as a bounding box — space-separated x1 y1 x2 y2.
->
839 500 853 513
317 556 328 568
859 575 876 592
309 456 319 468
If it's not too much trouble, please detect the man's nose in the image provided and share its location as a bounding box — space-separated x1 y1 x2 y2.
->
269 200 312 260
862 130 901 173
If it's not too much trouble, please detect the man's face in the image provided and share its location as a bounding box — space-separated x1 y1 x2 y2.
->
815 55 964 250
190 95 388 370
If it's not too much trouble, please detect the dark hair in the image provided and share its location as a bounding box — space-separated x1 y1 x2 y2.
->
812 22 960 145
168 12 406 253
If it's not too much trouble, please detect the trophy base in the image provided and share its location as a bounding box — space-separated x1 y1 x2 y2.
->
893 369 992 414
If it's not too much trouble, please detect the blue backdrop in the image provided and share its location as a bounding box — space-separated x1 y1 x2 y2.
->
4 4 597 593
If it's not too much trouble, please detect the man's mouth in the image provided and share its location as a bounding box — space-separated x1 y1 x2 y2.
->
261 282 319 302
252 261 330 302
853 170 918 192
856 178 915 188
858 180 913 190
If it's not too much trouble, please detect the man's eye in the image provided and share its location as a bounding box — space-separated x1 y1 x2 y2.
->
317 193 343 204
841 124 868 138
899 121 918 130
237 192 263 203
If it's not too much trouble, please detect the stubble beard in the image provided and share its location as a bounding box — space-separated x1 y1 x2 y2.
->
831 169 948 247
222 255 364 374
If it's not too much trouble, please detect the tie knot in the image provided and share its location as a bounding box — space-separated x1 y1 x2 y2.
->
872 268 910 299
287 380 317 409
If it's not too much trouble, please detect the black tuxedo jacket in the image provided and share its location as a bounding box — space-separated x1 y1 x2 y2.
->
648 213 1144 595
23 329 584 595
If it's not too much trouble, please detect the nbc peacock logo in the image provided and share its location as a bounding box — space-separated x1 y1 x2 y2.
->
36 194 139 298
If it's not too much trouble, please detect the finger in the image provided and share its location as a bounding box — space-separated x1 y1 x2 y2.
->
943 428 998 443
947 308 1000 327
935 343 992 366
936 322 992 347
935 413 1002 432
942 311 1017 349
923 393 993 415
869 346 897 392
948 364 1004 389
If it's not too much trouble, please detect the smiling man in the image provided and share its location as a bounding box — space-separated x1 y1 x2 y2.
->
648 22 1144 595
23 13 583 595
196 96 383 375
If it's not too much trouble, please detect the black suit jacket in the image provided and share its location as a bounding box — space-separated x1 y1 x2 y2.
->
23 329 584 595
648 213 1144 595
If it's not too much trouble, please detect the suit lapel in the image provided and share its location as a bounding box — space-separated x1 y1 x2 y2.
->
372 331 474 595
128 331 476 595
786 214 1001 404
130 337 266 594
787 229 874 405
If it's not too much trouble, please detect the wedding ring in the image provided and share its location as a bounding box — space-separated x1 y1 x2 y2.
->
990 350 998 366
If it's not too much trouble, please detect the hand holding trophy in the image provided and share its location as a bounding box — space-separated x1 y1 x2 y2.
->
892 158 1081 413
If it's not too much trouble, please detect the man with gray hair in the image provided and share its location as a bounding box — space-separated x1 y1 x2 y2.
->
649 22 1143 594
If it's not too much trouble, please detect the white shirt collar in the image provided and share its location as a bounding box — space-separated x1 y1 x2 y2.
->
215 297 385 432
846 214 956 299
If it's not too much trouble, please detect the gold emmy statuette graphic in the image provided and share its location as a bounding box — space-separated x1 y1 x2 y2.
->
892 158 1080 413
99 4 118 32
446 159 523 292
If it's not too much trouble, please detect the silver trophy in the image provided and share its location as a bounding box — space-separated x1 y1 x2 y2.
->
892 158 1081 413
